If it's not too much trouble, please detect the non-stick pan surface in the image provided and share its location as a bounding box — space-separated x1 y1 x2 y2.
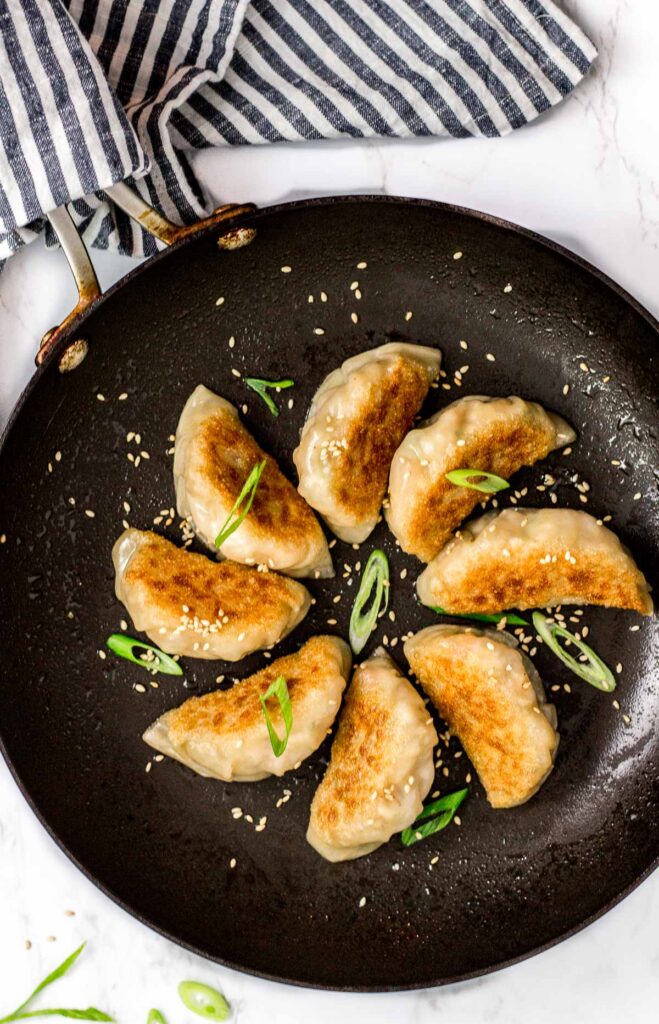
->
0 197 657 991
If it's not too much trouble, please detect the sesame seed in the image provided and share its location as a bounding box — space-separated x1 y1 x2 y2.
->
84 509 95 518
351 312 359 324
96 393 105 402
357 261 368 269
405 311 413 322
579 362 589 373
313 327 325 336
134 683 146 693
281 265 292 273
358 896 367 908
55 451 62 462
630 625 640 632
216 296 225 306
633 492 642 500
563 384 570 395
503 283 512 293
231 368 241 377
453 251 463 260
0 534 6 544
485 353 495 362
460 340 468 350
228 336 235 349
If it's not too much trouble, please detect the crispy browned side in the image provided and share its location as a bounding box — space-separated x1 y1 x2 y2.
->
167 636 340 741
123 531 305 625
407 643 556 808
330 356 431 524
311 671 409 837
436 547 652 615
408 419 557 561
199 412 323 543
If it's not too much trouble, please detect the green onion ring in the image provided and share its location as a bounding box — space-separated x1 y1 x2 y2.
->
259 675 293 757
147 1011 167 1024
215 459 266 549
401 788 468 847
445 468 510 493
532 611 616 692
349 549 389 655
178 981 230 1021
106 634 183 676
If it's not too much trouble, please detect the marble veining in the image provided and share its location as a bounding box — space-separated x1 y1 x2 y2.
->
1 2 658 1020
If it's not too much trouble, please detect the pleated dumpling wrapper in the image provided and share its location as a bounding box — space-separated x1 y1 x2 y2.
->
293 343 441 544
307 649 438 862
174 385 333 579
113 529 310 661
143 636 351 781
405 625 558 809
417 508 653 615
387 395 575 562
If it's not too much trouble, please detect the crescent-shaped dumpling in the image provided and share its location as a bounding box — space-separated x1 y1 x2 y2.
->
386 395 575 561
293 343 441 543
405 625 558 808
175 385 333 579
143 636 351 781
112 529 310 661
417 508 653 615
306 649 437 861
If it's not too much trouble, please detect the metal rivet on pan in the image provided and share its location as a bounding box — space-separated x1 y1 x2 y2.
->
217 226 257 251
58 338 89 373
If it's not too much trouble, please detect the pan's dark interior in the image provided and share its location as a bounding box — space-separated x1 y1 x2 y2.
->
0 198 657 990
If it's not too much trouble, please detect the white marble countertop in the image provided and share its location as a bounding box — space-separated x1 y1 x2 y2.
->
1 1 658 1020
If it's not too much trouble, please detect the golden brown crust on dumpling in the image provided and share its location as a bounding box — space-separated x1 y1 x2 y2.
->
405 626 558 808
198 412 322 546
307 650 437 860
388 396 574 561
328 356 432 525
143 636 351 781
113 529 310 660
417 508 653 615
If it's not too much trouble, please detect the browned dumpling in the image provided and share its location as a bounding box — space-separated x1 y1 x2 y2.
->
175 385 332 578
307 649 437 861
417 508 653 615
293 343 441 543
112 529 310 661
405 625 558 809
386 395 575 561
143 636 351 781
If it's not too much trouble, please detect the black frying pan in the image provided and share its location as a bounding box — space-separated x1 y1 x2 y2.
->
0 196 657 991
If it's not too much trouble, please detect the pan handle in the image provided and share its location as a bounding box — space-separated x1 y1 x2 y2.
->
40 186 257 371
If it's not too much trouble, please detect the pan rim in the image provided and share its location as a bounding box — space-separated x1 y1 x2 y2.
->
1 192 657 992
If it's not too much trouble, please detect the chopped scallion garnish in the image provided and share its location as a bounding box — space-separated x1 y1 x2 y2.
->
178 982 230 1021
106 634 183 676
0 943 113 1023
445 468 509 493
532 612 615 692
215 459 266 549
259 675 293 757
431 607 528 626
244 377 295 417
401 788 468 847
147 1012 167 1024
349 548 389 655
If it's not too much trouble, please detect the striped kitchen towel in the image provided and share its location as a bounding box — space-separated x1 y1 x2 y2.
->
0 0 596 262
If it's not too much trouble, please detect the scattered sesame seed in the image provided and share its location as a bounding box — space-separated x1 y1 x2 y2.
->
320 291 328 302
55 451 62 462
357 261 368 269
563 384 570 395
228 336 236 349
216 297 225 306
358 896 367 908
460 340 468 350
405 311 413 322
313 327 325 336
96 394 105 402
579 362 589 373
231 368 241 377
350 312 359 324
485 352 495 362
503 283 512 293
453 251 463 260
0 534 6 544
118 392 128 401
229 857 237 868
633 492 642 500
84 509 95 518
281 265 292 273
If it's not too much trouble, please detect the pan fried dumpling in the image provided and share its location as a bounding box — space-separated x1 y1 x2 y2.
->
387 395 575 561
113 529 310 661
174 385 332 579
405 625 558 808
294 343 441 543
307 649 437 861
143 636 351 781
417 508 653 615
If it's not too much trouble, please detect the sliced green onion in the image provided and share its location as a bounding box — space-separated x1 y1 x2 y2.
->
445 468 509 493
178 982 230 1021
244 377 295 417
215 459 266 548
0 943 113 1023
349 549 390 655
106 634 182 676
259 675 293 757
401 788 468 847
430 607 529 626
532 612 615 692
147 1012 167 1024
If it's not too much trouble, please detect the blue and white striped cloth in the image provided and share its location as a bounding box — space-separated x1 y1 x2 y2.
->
0 0 596 262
